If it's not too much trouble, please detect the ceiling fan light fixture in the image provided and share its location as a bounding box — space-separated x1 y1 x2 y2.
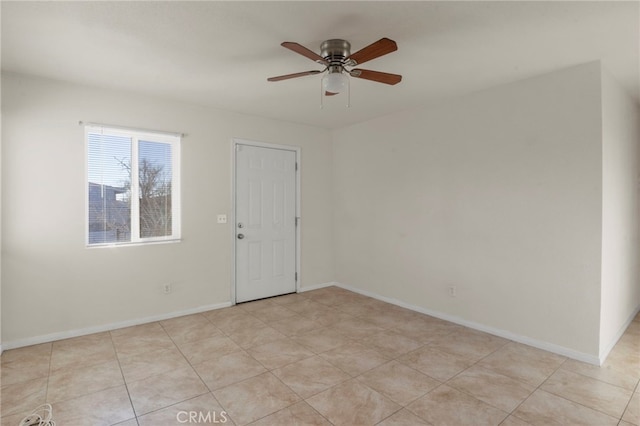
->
268 37 401 105
322 71 348 94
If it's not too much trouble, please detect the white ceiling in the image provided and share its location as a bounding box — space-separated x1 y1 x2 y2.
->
2 1 638 129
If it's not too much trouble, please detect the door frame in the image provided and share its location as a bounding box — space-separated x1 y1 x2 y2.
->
230 138 301 305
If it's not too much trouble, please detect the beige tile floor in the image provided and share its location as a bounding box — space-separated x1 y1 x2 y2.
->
1 286 638 425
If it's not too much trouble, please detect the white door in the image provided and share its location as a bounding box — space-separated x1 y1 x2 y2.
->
235 143 297 303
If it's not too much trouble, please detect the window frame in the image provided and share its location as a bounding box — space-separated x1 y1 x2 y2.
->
85 124 181 247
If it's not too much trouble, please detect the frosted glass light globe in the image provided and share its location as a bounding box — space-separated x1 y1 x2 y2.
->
323 72 348 93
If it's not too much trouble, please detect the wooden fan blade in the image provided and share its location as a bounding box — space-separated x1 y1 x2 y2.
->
351 69 402 85
267 70 322 82
282 42 328 65
325 91 338 96
348 38 397 65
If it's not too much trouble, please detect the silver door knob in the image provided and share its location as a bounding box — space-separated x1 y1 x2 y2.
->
237 233 245 239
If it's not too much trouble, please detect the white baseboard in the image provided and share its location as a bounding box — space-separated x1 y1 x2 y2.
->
298 281 337 293
599 304 640 364
335 282 601 366
1 301 232 351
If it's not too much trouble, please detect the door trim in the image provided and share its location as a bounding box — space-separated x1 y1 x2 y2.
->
230 138 301 305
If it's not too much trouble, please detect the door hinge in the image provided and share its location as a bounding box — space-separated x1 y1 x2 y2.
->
295 217 299 227
295 162 298 171
295 272 298 282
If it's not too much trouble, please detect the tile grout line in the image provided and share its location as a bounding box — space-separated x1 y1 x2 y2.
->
257 369 338 426
560 358 640 392
457 332 635 422
544 358 634 421
511 356 629 424
44 341 54 407
342 314 502 423
203 296 386 424
131 393 215 425
109 330 140 426
156 317 228 422
388 324 584 424
352 359 433 418
428 339 514 421
506 356 569 424
352 338 449 424
617 400 632 425
169 307 293 425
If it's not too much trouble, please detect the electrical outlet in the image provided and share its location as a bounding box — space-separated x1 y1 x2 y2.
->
164 283 172 294
448 286 456 297
217 214 227 224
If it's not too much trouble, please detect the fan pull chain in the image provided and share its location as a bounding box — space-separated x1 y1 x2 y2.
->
346 76 351 108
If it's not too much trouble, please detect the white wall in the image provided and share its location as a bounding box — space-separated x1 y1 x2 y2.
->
333 62 604 359
1 72 334 346
600 67 640 358
0 77 3 354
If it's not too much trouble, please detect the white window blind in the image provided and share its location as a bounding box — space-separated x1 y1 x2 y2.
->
86 125 181 246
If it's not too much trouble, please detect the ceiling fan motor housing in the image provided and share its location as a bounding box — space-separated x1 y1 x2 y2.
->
321 39 351 69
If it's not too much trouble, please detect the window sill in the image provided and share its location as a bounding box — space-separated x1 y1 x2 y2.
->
86 238 182 249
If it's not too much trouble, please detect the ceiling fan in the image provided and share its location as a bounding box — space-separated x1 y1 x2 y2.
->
267 38 402 96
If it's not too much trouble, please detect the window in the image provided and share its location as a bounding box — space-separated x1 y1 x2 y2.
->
86 125 181 246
